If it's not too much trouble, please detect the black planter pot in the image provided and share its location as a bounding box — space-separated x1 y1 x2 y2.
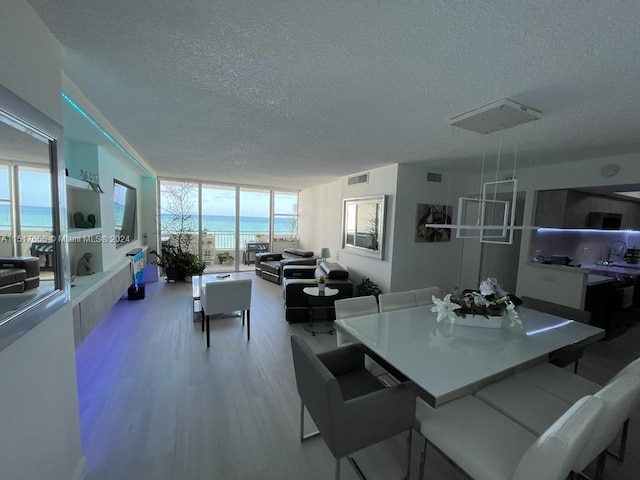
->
164 268 183 282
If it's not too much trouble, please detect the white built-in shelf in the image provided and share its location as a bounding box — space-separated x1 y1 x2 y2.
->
68 227 102 240
66 177 94 191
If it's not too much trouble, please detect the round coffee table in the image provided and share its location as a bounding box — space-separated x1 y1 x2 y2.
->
302 286 339 335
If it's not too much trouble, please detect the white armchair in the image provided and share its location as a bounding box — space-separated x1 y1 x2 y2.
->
200 278 252 348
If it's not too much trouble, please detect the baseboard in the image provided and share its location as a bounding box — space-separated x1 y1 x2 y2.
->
70 456 87 480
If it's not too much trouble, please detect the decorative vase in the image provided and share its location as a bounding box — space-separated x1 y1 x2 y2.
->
318 283 325 293
451 314 503 329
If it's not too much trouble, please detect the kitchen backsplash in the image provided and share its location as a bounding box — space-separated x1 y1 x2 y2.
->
530 229 640 265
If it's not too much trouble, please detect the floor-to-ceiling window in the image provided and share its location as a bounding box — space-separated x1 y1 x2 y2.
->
159 179 298 274
0 163 53 258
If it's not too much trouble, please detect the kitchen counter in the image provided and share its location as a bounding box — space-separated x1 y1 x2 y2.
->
587 274 615 286
582 263 640 278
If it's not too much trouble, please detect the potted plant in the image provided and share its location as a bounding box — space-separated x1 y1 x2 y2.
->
356 277 382 299
151 244 206 282
317 274 326 293
216 251 235 266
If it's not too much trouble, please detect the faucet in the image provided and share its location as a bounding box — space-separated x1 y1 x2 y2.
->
605 241 627 265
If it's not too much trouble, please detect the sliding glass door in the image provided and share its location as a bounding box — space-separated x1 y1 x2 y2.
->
160 179 298 274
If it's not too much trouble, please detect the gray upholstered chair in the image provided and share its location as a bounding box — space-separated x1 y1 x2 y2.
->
378 291 417 313
290 334 416 480
475 356 640 479
200 278 252 347
419 394 603 480
412 286 441 307
521 296 591 373
333 295 379 346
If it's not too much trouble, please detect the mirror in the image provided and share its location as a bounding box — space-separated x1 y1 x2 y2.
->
113 179 137 247
342 195 386 260
0 84 66 350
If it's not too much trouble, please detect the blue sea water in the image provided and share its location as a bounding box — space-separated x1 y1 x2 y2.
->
0 204 295 237
0 204 53 231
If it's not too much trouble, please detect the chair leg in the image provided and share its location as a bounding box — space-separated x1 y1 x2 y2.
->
201 308 204 332
206 315 210 348
247 309 250 341
607 418 629 462
419 437 427 480
300 398 320 441
242 310 245 326
405 428 413 480
574 359 580 374
594 451 607 480
335 458 340 480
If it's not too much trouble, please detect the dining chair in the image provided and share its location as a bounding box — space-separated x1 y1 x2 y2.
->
200 278 252 348
333 295 379 346
521 296 591 373
412 286 440 306
290 334 416 480
475 359 640 480
378 291 417 313
418 394 602 480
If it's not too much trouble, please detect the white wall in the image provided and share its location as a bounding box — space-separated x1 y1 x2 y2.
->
298 180 342 258
0 305 84 480
98 147 146 269
0 2 84 479
390 164 473 293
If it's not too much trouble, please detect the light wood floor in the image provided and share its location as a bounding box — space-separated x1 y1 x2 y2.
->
77 274 640 480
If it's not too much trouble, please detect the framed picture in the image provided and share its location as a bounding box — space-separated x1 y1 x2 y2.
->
415 203 452 242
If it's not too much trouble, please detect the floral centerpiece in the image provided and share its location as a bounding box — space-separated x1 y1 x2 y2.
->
431 278 522 327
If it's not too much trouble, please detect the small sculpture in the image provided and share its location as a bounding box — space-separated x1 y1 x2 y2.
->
87 214 97 228
73 212 91 228
76 253 94 276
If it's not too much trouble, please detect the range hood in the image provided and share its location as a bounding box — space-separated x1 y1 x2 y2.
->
586 212 622 230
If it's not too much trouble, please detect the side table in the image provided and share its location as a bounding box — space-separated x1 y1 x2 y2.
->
302 286 339 335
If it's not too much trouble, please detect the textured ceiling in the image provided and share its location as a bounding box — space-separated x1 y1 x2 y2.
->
26 0 640 189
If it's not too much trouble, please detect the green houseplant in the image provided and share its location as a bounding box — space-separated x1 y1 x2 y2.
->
151 243 206 281
356 277 382 299
216 251 234 265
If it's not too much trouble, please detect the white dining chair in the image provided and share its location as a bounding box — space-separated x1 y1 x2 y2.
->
378 291 416 313
200 278 252 348
334 295 379 346
419 394 603 480
412 286 440 306
475 358 640 479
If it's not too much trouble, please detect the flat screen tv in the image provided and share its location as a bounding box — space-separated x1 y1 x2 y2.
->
113 179 137 247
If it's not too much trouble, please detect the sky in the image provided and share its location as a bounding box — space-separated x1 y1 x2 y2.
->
164 182 297 218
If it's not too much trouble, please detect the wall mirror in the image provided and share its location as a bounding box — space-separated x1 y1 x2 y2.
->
342 195 386 260
0 85 67 351
113 179 137 247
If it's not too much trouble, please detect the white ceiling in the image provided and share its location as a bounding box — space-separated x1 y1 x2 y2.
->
26 0 640 189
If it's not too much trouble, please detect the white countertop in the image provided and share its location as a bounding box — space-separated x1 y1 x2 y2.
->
335 305 604 407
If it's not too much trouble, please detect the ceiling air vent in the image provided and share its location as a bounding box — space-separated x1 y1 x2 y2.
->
348 173 369 185
427 172 442 183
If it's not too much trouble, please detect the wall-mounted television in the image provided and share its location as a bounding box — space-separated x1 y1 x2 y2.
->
113 179 137 247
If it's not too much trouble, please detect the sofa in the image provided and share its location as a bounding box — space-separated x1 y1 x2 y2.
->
282 262 354 322
255 248 318 285
0 256 40 293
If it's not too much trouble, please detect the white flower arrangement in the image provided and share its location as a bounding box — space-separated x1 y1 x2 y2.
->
431 278 522 327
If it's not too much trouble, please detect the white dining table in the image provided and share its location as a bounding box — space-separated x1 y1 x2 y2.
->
334 305 605 407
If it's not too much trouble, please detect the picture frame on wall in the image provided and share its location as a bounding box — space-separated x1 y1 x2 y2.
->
415 203 452 242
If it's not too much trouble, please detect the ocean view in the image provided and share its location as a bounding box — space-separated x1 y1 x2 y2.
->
0 205 295 237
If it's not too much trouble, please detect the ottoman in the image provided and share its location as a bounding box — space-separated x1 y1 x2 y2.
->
0 256 40 291
260 260 282 285
0 268 27 293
